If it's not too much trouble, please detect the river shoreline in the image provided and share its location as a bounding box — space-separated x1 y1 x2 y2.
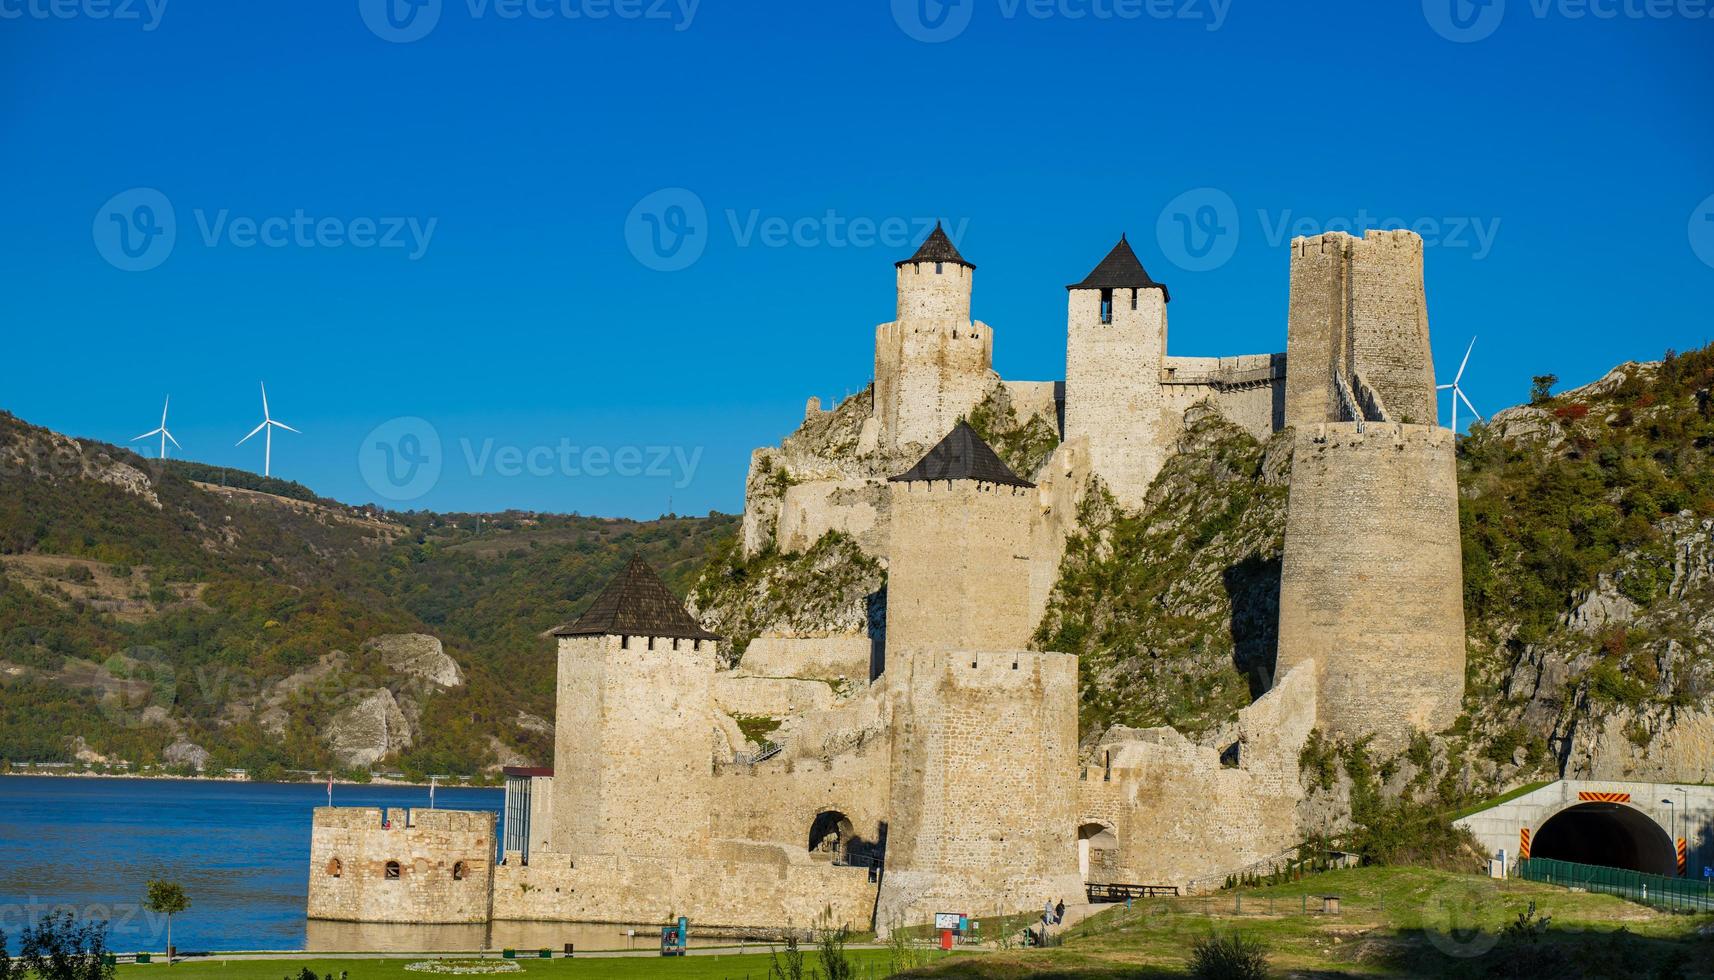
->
0 769 499 790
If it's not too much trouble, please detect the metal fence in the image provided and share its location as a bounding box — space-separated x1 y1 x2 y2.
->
1517 857 1714 912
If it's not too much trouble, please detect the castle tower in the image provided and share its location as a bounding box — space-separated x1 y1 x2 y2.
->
1276 230 1464 750
884 422 1037 656
1284 230 1439 428
873 224 997 454
1062 235 1172 507
548 556 720 859
878 423 1083 927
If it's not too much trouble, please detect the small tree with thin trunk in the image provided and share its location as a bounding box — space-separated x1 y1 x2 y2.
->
143 881 189 965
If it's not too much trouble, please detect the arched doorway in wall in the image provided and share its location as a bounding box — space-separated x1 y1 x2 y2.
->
1078 822 1118 882
809 810 856 862
1533 803 1677 875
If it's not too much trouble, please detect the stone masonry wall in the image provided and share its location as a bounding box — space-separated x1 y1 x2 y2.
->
1276 423 1465 749
308 807 495 924
877 649 1085 928
1063 286 1170 507
886 480 1036 657
1075 664 1317 893
552 633 716 859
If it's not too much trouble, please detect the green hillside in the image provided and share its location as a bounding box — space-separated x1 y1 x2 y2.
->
0 410 735 780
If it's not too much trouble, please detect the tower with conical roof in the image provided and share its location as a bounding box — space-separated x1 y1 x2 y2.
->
1062 234 1173 507
547 555 720 862
873 223 998 454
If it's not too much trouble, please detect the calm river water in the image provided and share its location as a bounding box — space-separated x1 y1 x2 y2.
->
0 775 691 953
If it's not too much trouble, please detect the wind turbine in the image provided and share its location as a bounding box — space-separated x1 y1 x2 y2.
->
236 382 299 477
1439 337 1483 433
131 395 181 460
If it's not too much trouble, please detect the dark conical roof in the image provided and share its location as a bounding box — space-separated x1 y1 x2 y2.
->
1067 234 1170 301
896 222 974 269
888 421 1035 488
552 555 719 640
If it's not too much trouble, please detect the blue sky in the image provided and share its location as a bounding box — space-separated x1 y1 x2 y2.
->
2 0 1711 517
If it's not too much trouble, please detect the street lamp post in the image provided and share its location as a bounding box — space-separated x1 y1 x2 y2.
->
1662 798 1677 876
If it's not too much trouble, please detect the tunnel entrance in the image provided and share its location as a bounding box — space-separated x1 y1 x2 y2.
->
1532 803 1676 875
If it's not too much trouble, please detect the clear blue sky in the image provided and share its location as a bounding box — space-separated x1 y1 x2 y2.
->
3 0 1710 517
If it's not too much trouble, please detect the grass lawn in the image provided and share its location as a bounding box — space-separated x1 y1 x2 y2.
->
895 865 1714 978
117 948 917 979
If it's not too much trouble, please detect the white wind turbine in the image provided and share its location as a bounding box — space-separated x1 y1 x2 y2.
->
1439 337 1483 433
131 395 181 460
236 382 299 477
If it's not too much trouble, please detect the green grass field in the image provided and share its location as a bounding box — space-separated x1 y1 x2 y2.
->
118 947 915 979
113 867 1714 978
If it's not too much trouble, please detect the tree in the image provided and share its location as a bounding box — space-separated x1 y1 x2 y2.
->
143 881 190 965
1530 374 1559 405
18 911 114 980
0 927 17 980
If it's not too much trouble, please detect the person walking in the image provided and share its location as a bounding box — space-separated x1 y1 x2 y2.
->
1055 898 1066 925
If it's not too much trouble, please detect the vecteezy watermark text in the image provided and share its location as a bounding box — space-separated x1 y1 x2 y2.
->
891 0 1229 43
1424 0 1713 43
360 0 698 42
358 416 703 502
624 187 969 271
1154 187 1502 273
93 188 437 271
0 0 167 29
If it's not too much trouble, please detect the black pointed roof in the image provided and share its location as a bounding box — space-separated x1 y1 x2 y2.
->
1067 235 1170 302
552 555 719 640
888 421 1035 489
896 222 974 270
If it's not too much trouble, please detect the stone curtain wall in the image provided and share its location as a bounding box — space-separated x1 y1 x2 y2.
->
1276 424 1465 748
1075 665 1317 893
878 649 1085 928
1063 286 1170 507
886 480 1036 657
551 633 716 859
307 807 495 924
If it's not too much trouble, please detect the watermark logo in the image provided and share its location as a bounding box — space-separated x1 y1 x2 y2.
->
892 0 975 41
1691 193 1714 271
93 189 437 270
1424 0 1506 41
1421 880 1502 961
360 0 443 42
1156 187 1240 273
625 187 709 272
0 0 168 30
892 0 1229 40
359 416 444 502
97 646 176 730
93 188 176 272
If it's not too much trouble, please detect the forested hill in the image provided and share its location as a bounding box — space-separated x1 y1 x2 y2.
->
0 409 735 781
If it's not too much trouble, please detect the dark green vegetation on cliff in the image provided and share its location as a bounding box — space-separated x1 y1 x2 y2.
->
0 410 734 778
1035 406 1291 737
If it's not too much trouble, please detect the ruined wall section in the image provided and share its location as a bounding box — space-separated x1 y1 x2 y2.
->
308 807 495 924
1276 423 1464 748
877 650 1084 927
1076 665 1317 892
551 633 716 859
1063 286 1169 508
1160 353 1286 440
886 480 1036 657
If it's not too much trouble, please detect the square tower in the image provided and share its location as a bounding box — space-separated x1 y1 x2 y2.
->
548 556 720 860
1062 236 1172 507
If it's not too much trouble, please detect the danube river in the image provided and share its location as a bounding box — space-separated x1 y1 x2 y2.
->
0 775 509 953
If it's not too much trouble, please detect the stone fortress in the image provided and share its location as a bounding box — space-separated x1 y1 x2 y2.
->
307 223 1467 934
